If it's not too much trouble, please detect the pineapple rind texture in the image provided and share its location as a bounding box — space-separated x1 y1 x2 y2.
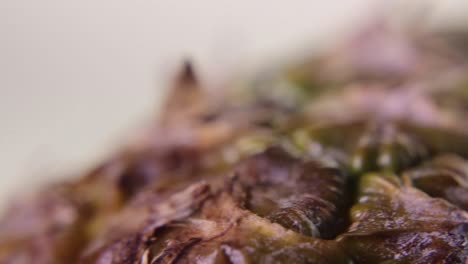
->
1 23 468 263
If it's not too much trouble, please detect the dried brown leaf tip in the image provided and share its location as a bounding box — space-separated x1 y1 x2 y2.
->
161 60 204 123
177 59 198 86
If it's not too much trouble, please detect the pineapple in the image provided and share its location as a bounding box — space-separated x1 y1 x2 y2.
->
0 23 467 264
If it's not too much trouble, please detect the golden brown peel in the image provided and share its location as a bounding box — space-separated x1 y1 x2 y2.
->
339 173 468 263
1 21 468 263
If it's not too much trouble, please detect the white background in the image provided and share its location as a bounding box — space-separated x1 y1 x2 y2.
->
0 0 467 209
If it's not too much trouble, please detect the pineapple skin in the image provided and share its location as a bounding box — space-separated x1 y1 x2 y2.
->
1 24 468 264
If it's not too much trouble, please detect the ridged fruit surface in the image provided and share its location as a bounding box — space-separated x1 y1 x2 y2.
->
1 23 468 264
